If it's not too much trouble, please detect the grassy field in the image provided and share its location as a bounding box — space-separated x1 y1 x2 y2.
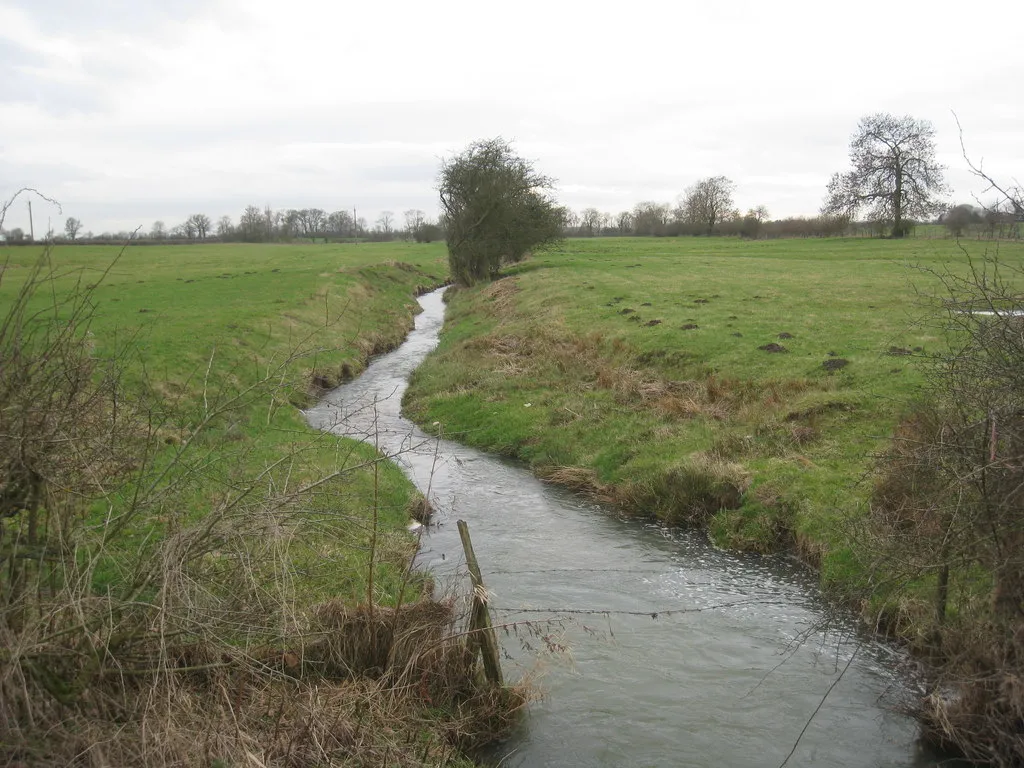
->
0 241 532 766
0 240 453 603
403 236 1024 598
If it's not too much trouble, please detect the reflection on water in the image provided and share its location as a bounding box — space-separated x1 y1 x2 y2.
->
306 288 949 768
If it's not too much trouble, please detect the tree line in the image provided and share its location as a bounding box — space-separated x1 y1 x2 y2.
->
1 206 445 245
4 112 1020 248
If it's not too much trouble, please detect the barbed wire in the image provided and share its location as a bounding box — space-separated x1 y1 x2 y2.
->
492 598 793 618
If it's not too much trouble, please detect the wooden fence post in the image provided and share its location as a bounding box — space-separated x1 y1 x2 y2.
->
457 519 503 686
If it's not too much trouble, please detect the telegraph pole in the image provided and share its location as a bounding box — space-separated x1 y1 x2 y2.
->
27 200 35 242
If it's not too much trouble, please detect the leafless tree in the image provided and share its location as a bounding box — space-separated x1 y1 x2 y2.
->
63 217 82 241
678 176 736 235
186 213 211 240
327 210 354 238
632 201 670 236
150 221 166 240
616 210 633 233
823 113 949 238
238 206 264 242
748 205 769 223
403 209 425 234
216 215 234 239
375 211 394 236
579 207 602 237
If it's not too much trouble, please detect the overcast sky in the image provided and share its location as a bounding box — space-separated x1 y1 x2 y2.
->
2 0 1023 235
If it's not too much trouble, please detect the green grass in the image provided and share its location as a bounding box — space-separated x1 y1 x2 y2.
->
0 240 449 606
403 236 1024 595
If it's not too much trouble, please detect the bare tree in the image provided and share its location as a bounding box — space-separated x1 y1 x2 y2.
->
580 207 602 237
616 210 633 234
238 206 264 242
63 217 82 241
216 215 234 239
632 201 670 236
748 205 769 223
823 113 949 238
186 214 211 240
150 221 166 240
403 209 425 235
375 211 394 236
327 210 354 238
294 208 325 240
678 176 736 235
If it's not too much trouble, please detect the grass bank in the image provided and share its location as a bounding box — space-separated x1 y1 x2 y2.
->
403 236 1024 598
0 241 527 766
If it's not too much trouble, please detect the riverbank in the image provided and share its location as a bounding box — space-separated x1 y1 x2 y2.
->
402 237 1024 621
307 286 943 768
0 242 522 766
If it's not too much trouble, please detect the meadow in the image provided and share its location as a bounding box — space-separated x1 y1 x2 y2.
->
0 241 531 766
403 236 1024 600
0 240 451 605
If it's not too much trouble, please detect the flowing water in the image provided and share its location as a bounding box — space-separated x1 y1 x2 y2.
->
305 288 949 768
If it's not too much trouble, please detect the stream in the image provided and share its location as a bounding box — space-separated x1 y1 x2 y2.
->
305 287 949 768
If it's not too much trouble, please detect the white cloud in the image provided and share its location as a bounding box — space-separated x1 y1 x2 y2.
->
1 0 1023 233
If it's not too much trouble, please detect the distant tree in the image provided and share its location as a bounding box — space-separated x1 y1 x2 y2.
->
186 213 211 240
823 113 949 238
216 215 234 239
64 217 82 240
196 214 211 240
616 210 633 233
150 221 166 240
327 210 354 238
439 137 563 286
239 206 265 242
580 207 602 237
632 201 670 236
943 204 982 238
8 227 25 243
678 176 736 235
403 209 425 236
375 211 394 237
748 205 769 223
413 221 443 243
294 208 325 240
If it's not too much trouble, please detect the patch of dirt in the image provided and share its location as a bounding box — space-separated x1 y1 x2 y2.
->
641 302 652 307
694 299 709 304
731 332 742 337
644 319 662 327
913 346 923 352
628 315 641 322
619 308 635 315
822 358 849 371
681 323 699 330
777 332 794 339
758 343 788 353
887 346 912 356
728 315 738 320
